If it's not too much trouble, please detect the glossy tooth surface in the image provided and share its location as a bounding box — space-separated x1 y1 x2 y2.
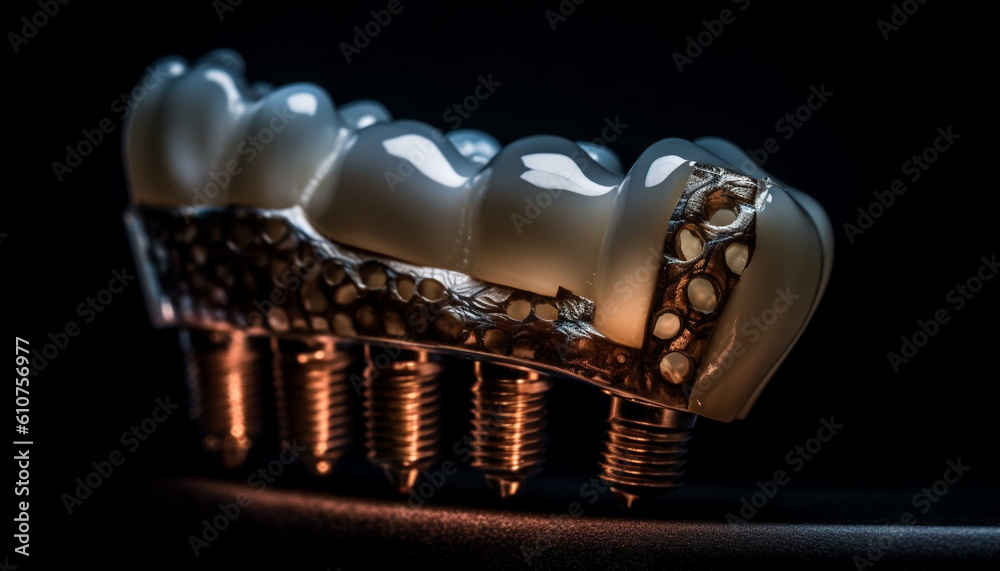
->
472 136 621 299
126 50 342 211
447 129 502 165
575 141 624 175
230 83 342 210
688 137 833 422
338 100 392 130
123 57 190 208
305 121 485 269
593 139 696 348
158 53 252 208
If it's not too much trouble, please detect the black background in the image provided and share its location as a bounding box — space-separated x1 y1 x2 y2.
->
5 0 996 569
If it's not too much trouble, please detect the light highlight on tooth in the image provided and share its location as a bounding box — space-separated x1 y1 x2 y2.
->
645 155 690 187
382 134 468 187
448 129 501 165
287 92 318 115
203 69 246 112
519 153 616 196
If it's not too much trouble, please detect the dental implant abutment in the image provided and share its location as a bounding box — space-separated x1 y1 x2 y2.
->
471 363 552 498
181 329 266 469
364 347 444 494
273 337 354 476
600 398 696 508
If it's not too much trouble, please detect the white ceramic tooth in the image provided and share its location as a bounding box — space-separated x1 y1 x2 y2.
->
195 48 246 73
127 53 348 212
249 81 275 98
592 139 702 348
471 136 620 299
575 141 624 175
685 137 833 422
124 56 188 207
447 129 501 165
338 100 392 130
228 84 342 210
304 121 484 269
157 57 254 208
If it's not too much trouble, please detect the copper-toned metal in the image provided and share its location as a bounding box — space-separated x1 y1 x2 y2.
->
273 336 353 476
470 362 552 498
127 162 761 507
181 328 267 469
364 347 444 494
646 164 759 378
599 397 696 508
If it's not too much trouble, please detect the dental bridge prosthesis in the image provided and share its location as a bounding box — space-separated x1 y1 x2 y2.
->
123 49 832 507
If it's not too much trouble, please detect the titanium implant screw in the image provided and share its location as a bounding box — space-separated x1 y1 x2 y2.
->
181 328 267 469
364 347 444 494
470 362 552 498
599 397 696 508
272 337 354 476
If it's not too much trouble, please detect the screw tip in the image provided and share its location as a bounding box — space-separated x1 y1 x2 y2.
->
382 466 422 495
205 435 253 469
610 487 655 509
486 476 522 498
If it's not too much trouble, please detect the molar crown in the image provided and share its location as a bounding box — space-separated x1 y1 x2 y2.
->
125 49 346 212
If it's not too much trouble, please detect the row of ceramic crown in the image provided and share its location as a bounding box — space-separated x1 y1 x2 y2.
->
123 50 697 351
126 50 833 423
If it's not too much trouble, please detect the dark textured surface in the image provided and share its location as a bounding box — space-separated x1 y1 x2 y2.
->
112 473 999 570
